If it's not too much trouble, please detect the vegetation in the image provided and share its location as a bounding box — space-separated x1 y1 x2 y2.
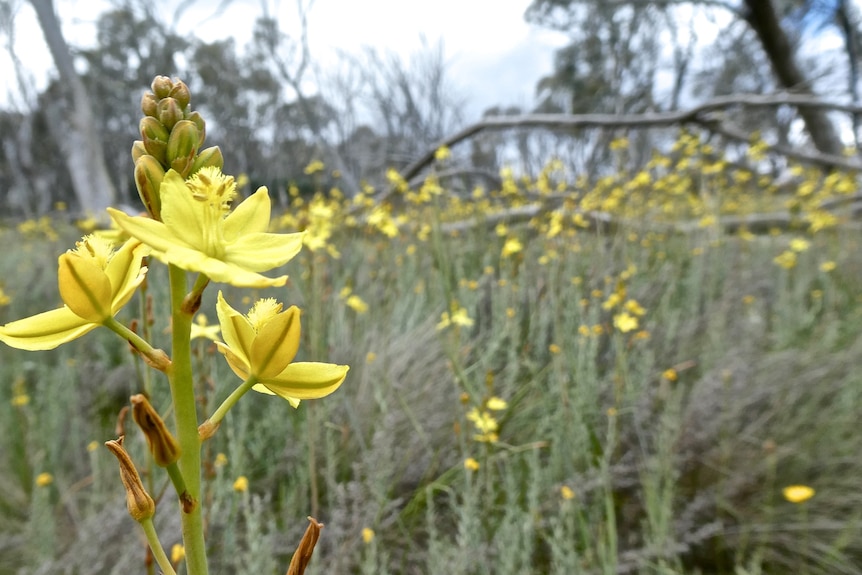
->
1 126 860 573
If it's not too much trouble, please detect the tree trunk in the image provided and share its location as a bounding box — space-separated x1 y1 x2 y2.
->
29 0 116 215
743 0 843 156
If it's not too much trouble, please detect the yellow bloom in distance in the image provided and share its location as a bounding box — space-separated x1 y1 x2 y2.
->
215 292 349 407
782 484 815 503
0 236 148 350
108 168 304 288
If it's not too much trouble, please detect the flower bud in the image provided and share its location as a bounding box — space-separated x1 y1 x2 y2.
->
134 155 165 219
157 97 183 130
131 140 147 163
190 146 224 175
187 111 207 148
151 75 172 99
168 80 191 110
166 120 200 178
141 92 158 118
130 394 181 467
140 117 169 165
105 436 155 522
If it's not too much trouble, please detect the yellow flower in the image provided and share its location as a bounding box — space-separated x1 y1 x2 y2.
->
345 295 369 314
214 453 228 468
215 292 349 408
0 287 10 307
773 250 797 269
782 484 814 503
361 527 375 544
789 238 810 253
304 160 325 175
464 457 480 471
820 261 836 272
35 472 53 487
108 168 304 288
171 544 185 564
560 485 575 500
548 343 561 354
437 306 474 330
0 236 148 350
434 146 451 161
190 313 221 341
662 368 678 382
485 396 508 411
501 237 523 258
624 299 646 316
613 312 639 333
233 476 249 492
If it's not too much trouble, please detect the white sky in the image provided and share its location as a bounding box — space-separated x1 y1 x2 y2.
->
1 0 569 119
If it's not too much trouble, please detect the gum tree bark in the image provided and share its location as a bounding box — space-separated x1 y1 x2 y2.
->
29 0 116 214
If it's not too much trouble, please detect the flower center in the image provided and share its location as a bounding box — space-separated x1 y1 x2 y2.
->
186 167 237 256
246 298 283 333
71 235 115 270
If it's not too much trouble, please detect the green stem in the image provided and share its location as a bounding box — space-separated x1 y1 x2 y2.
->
140 517 177 575
206 375 258 428
103 317 171 372
168 264 209 575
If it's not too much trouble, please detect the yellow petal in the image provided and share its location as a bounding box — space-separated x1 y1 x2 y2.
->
259 362 349 400
250 305 301 378
215 342 252 381
58 253 113 322
215 291 254 366
251 383 300 408
168 249 287 287
108 240 149 312
108 208 191 254
0 307 95 350
226 232 305 273
223 187 271 241
159 169 208 245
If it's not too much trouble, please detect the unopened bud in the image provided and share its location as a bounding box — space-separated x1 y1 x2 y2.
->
131 140 147 163
105 436 155 522
157 97 183 130
140 117 169 165
168 80 191 110
141 92 158 118
134 155 165 219
130 394 181 467
151 76 172 99
166 120 200 178
190 146 224 175
187 111 207 148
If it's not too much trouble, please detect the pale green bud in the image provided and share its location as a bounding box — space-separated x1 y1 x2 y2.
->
151 76 172 99
139 117 169 165
134 155 165 219
187 111 207 148
190 146 224 174
141 92 158 118
166 120 200 179
131 140 147 163
157 97 183 130
168 80 191 110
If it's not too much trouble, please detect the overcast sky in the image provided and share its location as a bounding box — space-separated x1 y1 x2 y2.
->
1 0 569 118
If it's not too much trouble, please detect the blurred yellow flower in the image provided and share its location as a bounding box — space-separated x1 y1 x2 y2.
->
304 160 325 174
486 396 508 411
464 457 480 471
0 287 10 307
437 306 474 331
773 251 797 269
613 312 639 333
214 453 228 468
662 368 678 382
434 146 451 161
782 484 814 503
361 527 375 544
501 237 522 257
35 472 53 487
549 343 562 354
820 261 837 272
346 295 369 314
109 168 304 288
190 313 221 342
560 485 575 500
171 544 185 563
789 238 810 252
233 476 249 492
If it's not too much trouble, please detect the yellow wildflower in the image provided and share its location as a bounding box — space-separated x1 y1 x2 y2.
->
501 237 523 257
773 251 797 269
464 457 480 471
346 295 369 314
35 473 53 487
361 527 376 544
190 313 221 341
171 544 185 564
782 485 814 503
820 261 836 272
215 292 349 408
109 168 304 288
613 312 639 333
485 396 508 411
560 485 575 500
233 476 249 492
0 236 148 350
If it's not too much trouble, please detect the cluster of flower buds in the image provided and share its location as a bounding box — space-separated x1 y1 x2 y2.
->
132 76 223 220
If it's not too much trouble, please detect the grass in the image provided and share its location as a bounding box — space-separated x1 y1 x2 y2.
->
1 135 862 574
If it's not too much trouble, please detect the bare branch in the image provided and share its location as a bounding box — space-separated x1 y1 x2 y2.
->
393 93 862 196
